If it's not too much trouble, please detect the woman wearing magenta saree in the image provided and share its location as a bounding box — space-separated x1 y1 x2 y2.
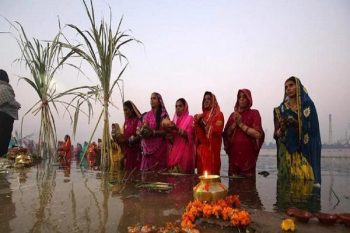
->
115 100 142 171
223 89 264 177
167 98 195 174
138 92 170 171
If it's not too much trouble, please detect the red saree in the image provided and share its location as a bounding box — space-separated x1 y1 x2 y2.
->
195 92 224 175
123 117 141 171
62 139 72 165
122 101 142 171
223 89 264 176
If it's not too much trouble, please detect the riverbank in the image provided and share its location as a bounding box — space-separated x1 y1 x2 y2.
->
250 210 349 233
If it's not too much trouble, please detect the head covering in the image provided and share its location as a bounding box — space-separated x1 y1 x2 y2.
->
234 89 253 112
202 91 221 138
281 76 322 183
173 98 189 125
124 100 141 119
152 92 169 129
283 77 312 140
152 92 169 118
0 69 9 83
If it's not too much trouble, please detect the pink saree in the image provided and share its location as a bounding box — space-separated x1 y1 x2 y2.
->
168 101 195 174
140 93 169 171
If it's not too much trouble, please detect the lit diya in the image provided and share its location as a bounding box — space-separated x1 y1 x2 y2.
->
193 171 228 202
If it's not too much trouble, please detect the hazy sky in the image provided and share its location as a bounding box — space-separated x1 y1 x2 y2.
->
1 0 349 144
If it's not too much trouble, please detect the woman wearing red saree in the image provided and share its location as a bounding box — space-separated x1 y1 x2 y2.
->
61 134 72 166
223 89 264 177
167 98 195 174
194 91 224 175
138 92 170 171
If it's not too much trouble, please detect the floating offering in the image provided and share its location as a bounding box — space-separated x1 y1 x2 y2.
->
7 147 28 160
136 182 174 192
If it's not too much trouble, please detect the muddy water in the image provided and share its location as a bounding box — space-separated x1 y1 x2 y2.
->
0 158 198 233
0 149 349 233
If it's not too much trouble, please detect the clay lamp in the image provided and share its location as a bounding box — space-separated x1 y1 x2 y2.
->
286 207 313 223
338 213 350 227
314 212 338 225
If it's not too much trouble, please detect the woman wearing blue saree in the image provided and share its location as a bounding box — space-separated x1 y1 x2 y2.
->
274 76 321 185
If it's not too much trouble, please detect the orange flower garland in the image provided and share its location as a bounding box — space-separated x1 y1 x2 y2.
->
181 195 250 230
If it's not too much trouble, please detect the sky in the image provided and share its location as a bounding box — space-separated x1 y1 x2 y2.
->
1 0 350 144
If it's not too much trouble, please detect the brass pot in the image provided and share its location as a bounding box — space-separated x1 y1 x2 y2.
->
193 174 227 202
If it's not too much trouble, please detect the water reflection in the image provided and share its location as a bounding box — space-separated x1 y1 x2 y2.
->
116 172 195 233
30 160 58 232
274 177 321 212
0 173 15 233
0 151 349 232
228 177 263 210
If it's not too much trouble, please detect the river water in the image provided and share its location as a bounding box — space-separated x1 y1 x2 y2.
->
0 148 349 233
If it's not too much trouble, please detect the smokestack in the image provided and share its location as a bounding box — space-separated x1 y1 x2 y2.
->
328 114 333 145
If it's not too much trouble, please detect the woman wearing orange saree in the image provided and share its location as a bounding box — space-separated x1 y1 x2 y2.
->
61 134 72 166
194 91 224 175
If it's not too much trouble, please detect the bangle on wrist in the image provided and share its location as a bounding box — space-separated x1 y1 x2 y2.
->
245 126 249 133
239 123 243 128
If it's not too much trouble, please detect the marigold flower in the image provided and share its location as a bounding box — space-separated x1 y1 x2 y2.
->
181 218 194 229
238 210 251 226
202 204 213 218
189 206 200 218
230 212 240 226
182 194 250 230
281 218 296 231
222 207 233 221
225 195 240 208
166 222 174 229
212 204 222 218
192 200 203 209
216 199 228 208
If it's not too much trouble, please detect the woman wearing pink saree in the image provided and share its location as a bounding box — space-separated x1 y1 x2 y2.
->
138 92 170 171
167 98 195 174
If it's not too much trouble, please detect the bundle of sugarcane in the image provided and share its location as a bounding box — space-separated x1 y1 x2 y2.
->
60 0 138 171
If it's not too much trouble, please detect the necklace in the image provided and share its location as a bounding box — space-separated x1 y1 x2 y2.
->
287 101 298 112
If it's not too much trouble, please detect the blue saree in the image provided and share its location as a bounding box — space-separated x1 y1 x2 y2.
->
274 77 321 184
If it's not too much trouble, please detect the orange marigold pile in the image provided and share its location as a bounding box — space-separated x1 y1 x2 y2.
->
181 195 250 230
